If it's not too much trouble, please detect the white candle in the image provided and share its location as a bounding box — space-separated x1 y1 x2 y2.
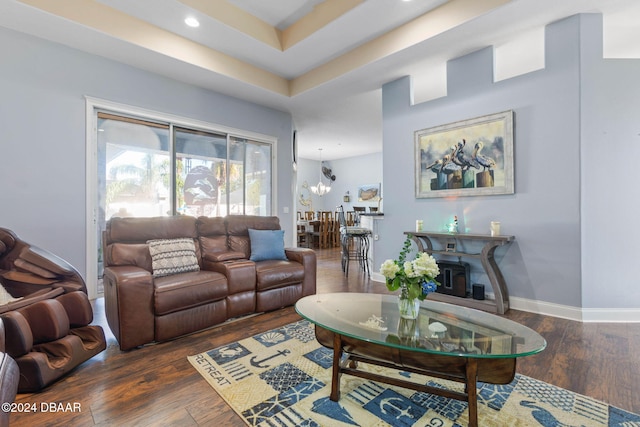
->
490 221 501 236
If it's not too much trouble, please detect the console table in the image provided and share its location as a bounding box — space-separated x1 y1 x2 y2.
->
405 231 515 314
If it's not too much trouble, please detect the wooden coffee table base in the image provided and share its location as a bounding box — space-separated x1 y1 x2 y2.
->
317 327 516 427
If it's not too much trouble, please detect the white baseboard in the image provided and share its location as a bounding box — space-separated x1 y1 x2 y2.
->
508 296 583 321
580 307 640 323
370 275 640 322
508 296 640 323
371 272 385 283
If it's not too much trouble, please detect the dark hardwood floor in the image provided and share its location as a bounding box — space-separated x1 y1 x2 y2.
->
11 248 640 426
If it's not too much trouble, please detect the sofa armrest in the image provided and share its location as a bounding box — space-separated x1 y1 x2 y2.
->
103 266 154 350
284 247 315 264
284 248 317 297
202 251 246 263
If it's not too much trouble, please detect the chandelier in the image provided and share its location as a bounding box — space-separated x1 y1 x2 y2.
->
310 148 331 196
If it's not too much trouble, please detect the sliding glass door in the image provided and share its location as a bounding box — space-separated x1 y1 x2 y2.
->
232 136 272 216
97 114 273 221
175 127 227 217
98 113 171 220
92 107 274 296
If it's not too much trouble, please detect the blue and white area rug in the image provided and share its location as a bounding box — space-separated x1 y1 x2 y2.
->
188 320 639 426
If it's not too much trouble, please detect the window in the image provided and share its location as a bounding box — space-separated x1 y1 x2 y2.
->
233 136 272 216
174 127 226 217
97 113 273 220
98 113 171 219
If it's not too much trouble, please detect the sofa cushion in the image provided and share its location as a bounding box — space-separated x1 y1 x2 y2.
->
248 229 287 262
255 260 305 291
148 238 200 277
196 217 230 260
108 215 198 241
227 215 281 258
154 271 227 315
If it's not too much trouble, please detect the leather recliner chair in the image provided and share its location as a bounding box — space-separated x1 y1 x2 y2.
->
0 228 106 392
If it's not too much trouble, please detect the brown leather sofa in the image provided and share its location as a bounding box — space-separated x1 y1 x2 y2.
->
103 215 316 350
0 228 106 392
0 319 19 427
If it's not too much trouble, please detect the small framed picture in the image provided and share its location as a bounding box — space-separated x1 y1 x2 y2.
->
446 242 456 252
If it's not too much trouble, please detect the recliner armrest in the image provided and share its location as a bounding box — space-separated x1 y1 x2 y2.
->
103 266 155 351
284 247 316 266
284 247 317 297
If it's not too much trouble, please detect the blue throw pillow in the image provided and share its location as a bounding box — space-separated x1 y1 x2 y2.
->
248 229 287 262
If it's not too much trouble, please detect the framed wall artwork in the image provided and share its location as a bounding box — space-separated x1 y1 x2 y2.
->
357 183 381 201
415 110 514 198
298 181 312 210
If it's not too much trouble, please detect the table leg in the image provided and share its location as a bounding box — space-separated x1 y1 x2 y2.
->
330 334 342 401
466 358 479 427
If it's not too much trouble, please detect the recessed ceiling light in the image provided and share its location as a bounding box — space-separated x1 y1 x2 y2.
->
185 17 200 28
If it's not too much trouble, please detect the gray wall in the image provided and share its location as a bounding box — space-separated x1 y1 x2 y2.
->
579 15 640 309
0 28 294 281
380 14 640 311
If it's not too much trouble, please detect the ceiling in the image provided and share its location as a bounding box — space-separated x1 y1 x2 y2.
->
0 0 639 160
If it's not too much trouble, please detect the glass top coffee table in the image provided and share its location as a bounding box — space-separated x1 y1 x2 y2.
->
295 292 546 427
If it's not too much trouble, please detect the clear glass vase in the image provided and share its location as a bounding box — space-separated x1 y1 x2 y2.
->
398 287 421 319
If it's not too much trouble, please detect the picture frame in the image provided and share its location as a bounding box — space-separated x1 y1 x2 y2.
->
415 111 514 198
357 183 381 202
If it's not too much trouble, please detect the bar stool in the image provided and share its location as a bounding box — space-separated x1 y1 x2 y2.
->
337 206 372 276
297 221 308 247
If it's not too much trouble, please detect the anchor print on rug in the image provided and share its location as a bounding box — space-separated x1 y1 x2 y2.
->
364 389 427 426
250 349 292 369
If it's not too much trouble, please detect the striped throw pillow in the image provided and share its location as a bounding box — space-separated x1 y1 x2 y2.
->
147 238 200 277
